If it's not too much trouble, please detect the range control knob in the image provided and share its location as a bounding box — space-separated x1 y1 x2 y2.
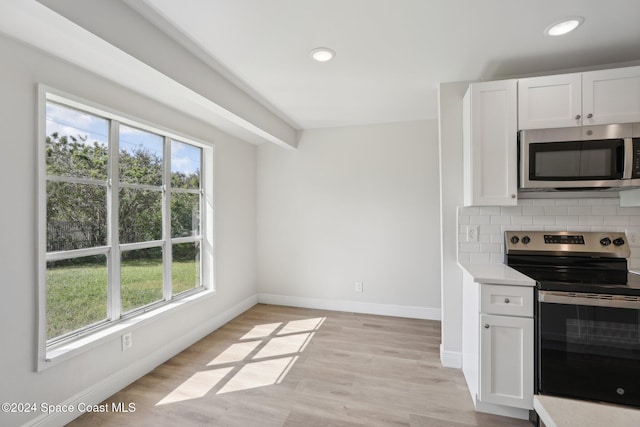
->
510 236 519 244
613 238 625 246
600 237 612 246
522 236 531 244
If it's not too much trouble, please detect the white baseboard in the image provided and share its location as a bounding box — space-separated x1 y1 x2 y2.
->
440 344 463 368
25 294 258 427
257 293 441 320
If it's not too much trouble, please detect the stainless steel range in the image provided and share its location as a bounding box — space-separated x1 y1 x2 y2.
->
505 230 640 408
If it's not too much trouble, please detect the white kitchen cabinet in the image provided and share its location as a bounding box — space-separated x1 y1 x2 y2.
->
462 272 534 419
583 66 640 125
518 73 582 129
463 80 518 206
479 313 534 409
519 66 640 129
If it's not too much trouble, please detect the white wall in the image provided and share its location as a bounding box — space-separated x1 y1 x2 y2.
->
256 121 441 318
0 34 257 426
438 81 469 367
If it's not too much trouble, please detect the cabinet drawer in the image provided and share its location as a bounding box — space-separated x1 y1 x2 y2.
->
481 284 533 317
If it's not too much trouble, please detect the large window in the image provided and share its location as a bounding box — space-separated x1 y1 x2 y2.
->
40 89 213 355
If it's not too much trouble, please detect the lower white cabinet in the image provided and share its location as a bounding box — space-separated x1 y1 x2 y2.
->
462 272 534 419
479 313 533 409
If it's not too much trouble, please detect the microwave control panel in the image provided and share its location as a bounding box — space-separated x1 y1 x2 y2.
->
633 138 640 178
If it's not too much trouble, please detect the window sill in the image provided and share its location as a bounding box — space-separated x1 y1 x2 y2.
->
39 289 215 371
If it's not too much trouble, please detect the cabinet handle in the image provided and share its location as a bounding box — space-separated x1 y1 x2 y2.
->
504 298 510 304
511 194 516 199
587 113 593 118
575 114 581 120
484 324 490 329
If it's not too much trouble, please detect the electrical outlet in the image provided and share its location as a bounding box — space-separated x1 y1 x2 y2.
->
121 332 132 351
355 282 363 293
467 225 479 242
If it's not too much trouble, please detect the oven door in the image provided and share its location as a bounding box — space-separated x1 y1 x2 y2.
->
537 291 640 407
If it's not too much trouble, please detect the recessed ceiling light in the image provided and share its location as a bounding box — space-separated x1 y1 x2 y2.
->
545 17 584 36
310 47 335 62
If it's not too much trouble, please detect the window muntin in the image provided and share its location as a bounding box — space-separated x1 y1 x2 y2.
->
42 94 208 347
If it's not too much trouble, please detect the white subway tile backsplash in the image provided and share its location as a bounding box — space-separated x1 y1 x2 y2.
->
480 243 502 253
579 216 604 225
480 224 502 234
568 206 592 215
500 206 522 215
591 205 617 216
544 206 568 216
608 216 630 226
579 199 604 205
556 216 580 225
533 216 556 225
522 206 545 215
470 215 491 225
532 199 556 206
458 197 640 265
620 207 640 216
469 252 491 264
512 216 533 225
490 216 511 225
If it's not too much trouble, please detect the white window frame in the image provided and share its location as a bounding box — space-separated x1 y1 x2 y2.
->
37 85 215 371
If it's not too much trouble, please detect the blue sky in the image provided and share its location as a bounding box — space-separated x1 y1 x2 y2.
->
46 102 201 175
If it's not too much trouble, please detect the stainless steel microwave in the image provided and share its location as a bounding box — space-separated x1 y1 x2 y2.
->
519 123 640 191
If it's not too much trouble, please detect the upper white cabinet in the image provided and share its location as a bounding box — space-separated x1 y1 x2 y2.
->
519 66 640 129
463 80 518 206
518 73 581 129
583 66 640 125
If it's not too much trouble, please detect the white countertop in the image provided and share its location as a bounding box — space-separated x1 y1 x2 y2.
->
458 261 535 286
534 395 640 427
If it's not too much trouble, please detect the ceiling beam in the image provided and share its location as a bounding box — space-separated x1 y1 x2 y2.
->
0 0 297 149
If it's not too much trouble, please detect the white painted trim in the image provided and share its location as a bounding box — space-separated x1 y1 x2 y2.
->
474 400 530 420
257 293 440 320
25 295 258 427
440 344 463 369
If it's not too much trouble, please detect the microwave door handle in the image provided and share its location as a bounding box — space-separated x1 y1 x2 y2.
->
539 290 640 309
623 138 633 179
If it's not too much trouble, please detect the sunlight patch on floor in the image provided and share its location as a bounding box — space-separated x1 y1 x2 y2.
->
240 322 282 340
207 341 261 366
156 367 233 405
253 332 314 359
217 356 299 394
156 316 326 406
277 317 325 335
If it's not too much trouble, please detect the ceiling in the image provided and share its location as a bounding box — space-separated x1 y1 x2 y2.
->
128 0 640 130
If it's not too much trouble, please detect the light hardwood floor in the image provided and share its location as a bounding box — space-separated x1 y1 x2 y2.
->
67 304 532 426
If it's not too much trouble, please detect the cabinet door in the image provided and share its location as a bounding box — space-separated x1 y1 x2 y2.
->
518 73 582 129
463 80 517 206
479 314 533 409
582 66 640 125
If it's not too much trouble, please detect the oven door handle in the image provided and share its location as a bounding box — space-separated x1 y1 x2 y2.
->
539 290 640 309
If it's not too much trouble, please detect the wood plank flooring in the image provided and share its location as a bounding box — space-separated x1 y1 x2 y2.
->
67 304 531 427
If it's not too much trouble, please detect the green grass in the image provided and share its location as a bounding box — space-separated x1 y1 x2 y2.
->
47 260 199 339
